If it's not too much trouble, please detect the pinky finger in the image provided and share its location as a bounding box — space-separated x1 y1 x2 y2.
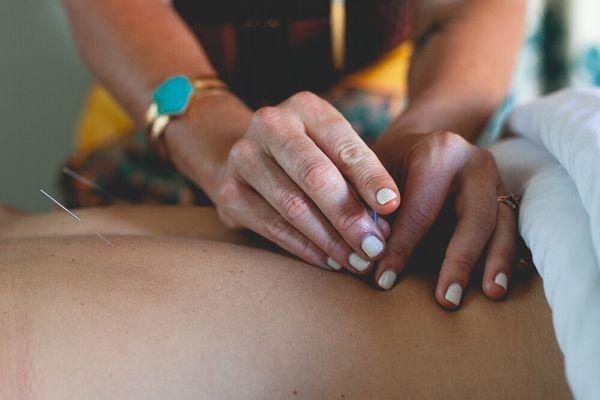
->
233 188 332 270
482 198 518 300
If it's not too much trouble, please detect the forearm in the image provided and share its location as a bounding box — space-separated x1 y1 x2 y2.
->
391 0 526 141
62 0 217 127
63 0 251 195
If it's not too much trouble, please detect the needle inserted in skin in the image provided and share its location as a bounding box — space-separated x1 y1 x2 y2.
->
40 189 81 221
371 208 379 223
95 231 114 247
39 189 113 247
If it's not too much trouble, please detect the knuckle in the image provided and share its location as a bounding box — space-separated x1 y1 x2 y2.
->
229 138 256 166
297 236 317 263
265 215 292 244
491 246 515 266
216 180 242 204
321 233 345 255
407 144 435 171
252 106 284 130
314 228 348 256
411 141 444 170
429 131 469 163
279 193 311 224
291 91 322 108
407 203 437 232
477 148 499 173
336 203 365 233
334 139 369 169
282 135 308 157
299 159 336 193
410 131 469 170
432 130 465 149
448 251 476 275
360 170 394 196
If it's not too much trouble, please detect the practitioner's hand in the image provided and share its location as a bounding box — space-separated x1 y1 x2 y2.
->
371 131 517 309
194 91 400 271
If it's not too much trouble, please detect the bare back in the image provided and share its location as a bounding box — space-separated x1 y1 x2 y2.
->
0 206 570 399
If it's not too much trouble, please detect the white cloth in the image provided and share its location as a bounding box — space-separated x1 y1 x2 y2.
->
489 88 600 399
490 138 600 400
508 87 600 267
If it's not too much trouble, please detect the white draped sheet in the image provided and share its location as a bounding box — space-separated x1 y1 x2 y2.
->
508 87 600 265
488 87 600 399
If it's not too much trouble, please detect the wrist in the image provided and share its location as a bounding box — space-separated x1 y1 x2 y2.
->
386 92 499 142
164 91 252 199
386 96 456 137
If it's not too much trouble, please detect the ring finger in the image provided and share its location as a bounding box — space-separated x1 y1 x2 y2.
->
482 190 518 299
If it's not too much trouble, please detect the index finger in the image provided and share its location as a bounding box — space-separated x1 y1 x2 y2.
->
281 92 401 215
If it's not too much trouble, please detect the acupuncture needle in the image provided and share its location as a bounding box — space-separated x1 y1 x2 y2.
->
371 208 379 223
62 166 129 205
39 189 114 246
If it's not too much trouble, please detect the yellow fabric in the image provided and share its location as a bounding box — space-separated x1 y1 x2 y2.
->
75 41 413 156
339 41 413 95
75 85 135 159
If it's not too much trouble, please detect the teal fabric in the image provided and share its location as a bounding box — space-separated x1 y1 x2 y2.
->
583 48 600 86
481 0 600 146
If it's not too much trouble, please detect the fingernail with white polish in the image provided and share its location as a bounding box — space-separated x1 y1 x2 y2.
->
349 253 370 272
378 269 397 290
327 257 342 271
361 236 384 258
494 272 508 291
376 188 397 205
445 283 463 307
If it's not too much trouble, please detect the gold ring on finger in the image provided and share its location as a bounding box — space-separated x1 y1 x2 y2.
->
496 193 521 211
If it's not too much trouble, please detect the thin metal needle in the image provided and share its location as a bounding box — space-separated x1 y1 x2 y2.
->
371 207 379 223
61 166 129 205
95 232 114 247
62 166 105 193
39 188 114 247
40 189 81 221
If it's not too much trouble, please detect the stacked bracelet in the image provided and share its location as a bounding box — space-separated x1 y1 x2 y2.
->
145 75 228 141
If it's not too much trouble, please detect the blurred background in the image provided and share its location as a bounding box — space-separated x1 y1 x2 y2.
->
1 1 89 211
1 0 598 211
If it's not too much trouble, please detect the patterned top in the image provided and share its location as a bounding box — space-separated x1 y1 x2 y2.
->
61 0 600 206
173 0 412 106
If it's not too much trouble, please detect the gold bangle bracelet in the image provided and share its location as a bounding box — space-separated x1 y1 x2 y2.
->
192 77 229 92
